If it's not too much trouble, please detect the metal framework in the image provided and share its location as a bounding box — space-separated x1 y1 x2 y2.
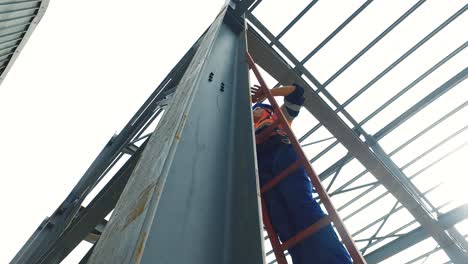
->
10 1 468 263
241 1 468 263
0 0 49 85
247 51 365 263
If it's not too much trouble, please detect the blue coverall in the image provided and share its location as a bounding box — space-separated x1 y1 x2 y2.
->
255 85 352 264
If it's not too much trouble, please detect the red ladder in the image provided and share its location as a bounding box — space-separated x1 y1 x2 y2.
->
246 52 366 264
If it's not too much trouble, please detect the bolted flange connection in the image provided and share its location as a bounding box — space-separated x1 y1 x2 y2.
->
220 82 225 92
208 72 214 82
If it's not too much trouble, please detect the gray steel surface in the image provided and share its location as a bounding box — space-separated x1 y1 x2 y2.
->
0 0 48 85
88 6 264 264
10 1 468 263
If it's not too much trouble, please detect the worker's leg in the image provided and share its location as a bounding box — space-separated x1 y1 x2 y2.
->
257 144 301 263
272 144 352 264
262 186 301 263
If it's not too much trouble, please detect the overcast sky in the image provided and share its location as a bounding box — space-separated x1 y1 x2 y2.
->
0 0 225 262
1 0 467 263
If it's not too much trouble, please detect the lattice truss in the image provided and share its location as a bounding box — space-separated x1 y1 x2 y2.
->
10 1 468 264
242 1 467 263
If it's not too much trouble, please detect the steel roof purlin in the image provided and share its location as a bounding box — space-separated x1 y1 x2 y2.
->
0 0 49 86
239 0 468 262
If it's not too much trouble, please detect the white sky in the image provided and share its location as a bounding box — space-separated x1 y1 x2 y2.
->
0 0 224 262
254 1 467 263
0 0 467 263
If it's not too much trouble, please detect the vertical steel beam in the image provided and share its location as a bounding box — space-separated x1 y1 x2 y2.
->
88 6 264 264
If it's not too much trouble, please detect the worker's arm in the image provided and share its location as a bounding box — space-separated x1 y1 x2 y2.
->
271 85 297 97
280 84 305 122
251 85 297 103
251 83 305 122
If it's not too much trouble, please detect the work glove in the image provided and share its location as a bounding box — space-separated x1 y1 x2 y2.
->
251 84 266 103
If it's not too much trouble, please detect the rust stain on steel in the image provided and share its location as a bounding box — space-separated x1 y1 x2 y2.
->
175 113 188 140
121 183 155 230
134 231 148 262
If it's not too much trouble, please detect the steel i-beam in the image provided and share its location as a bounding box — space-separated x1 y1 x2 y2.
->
87 6 264 264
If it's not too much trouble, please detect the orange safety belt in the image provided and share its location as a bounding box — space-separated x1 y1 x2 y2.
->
254 108 291 145
247 52 367 264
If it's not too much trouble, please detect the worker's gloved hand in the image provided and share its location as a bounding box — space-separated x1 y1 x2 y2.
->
251 84 266 103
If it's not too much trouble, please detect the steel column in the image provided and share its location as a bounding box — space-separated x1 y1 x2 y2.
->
88 6 264 264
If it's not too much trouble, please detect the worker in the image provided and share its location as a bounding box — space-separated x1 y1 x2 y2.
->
251 83 352 264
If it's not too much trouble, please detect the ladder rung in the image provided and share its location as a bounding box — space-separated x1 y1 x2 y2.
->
261 160 302 193
281 216 331 251
246 51 366 264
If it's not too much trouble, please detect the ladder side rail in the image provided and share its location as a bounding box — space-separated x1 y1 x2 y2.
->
246 52 366 264
262 199 288 264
